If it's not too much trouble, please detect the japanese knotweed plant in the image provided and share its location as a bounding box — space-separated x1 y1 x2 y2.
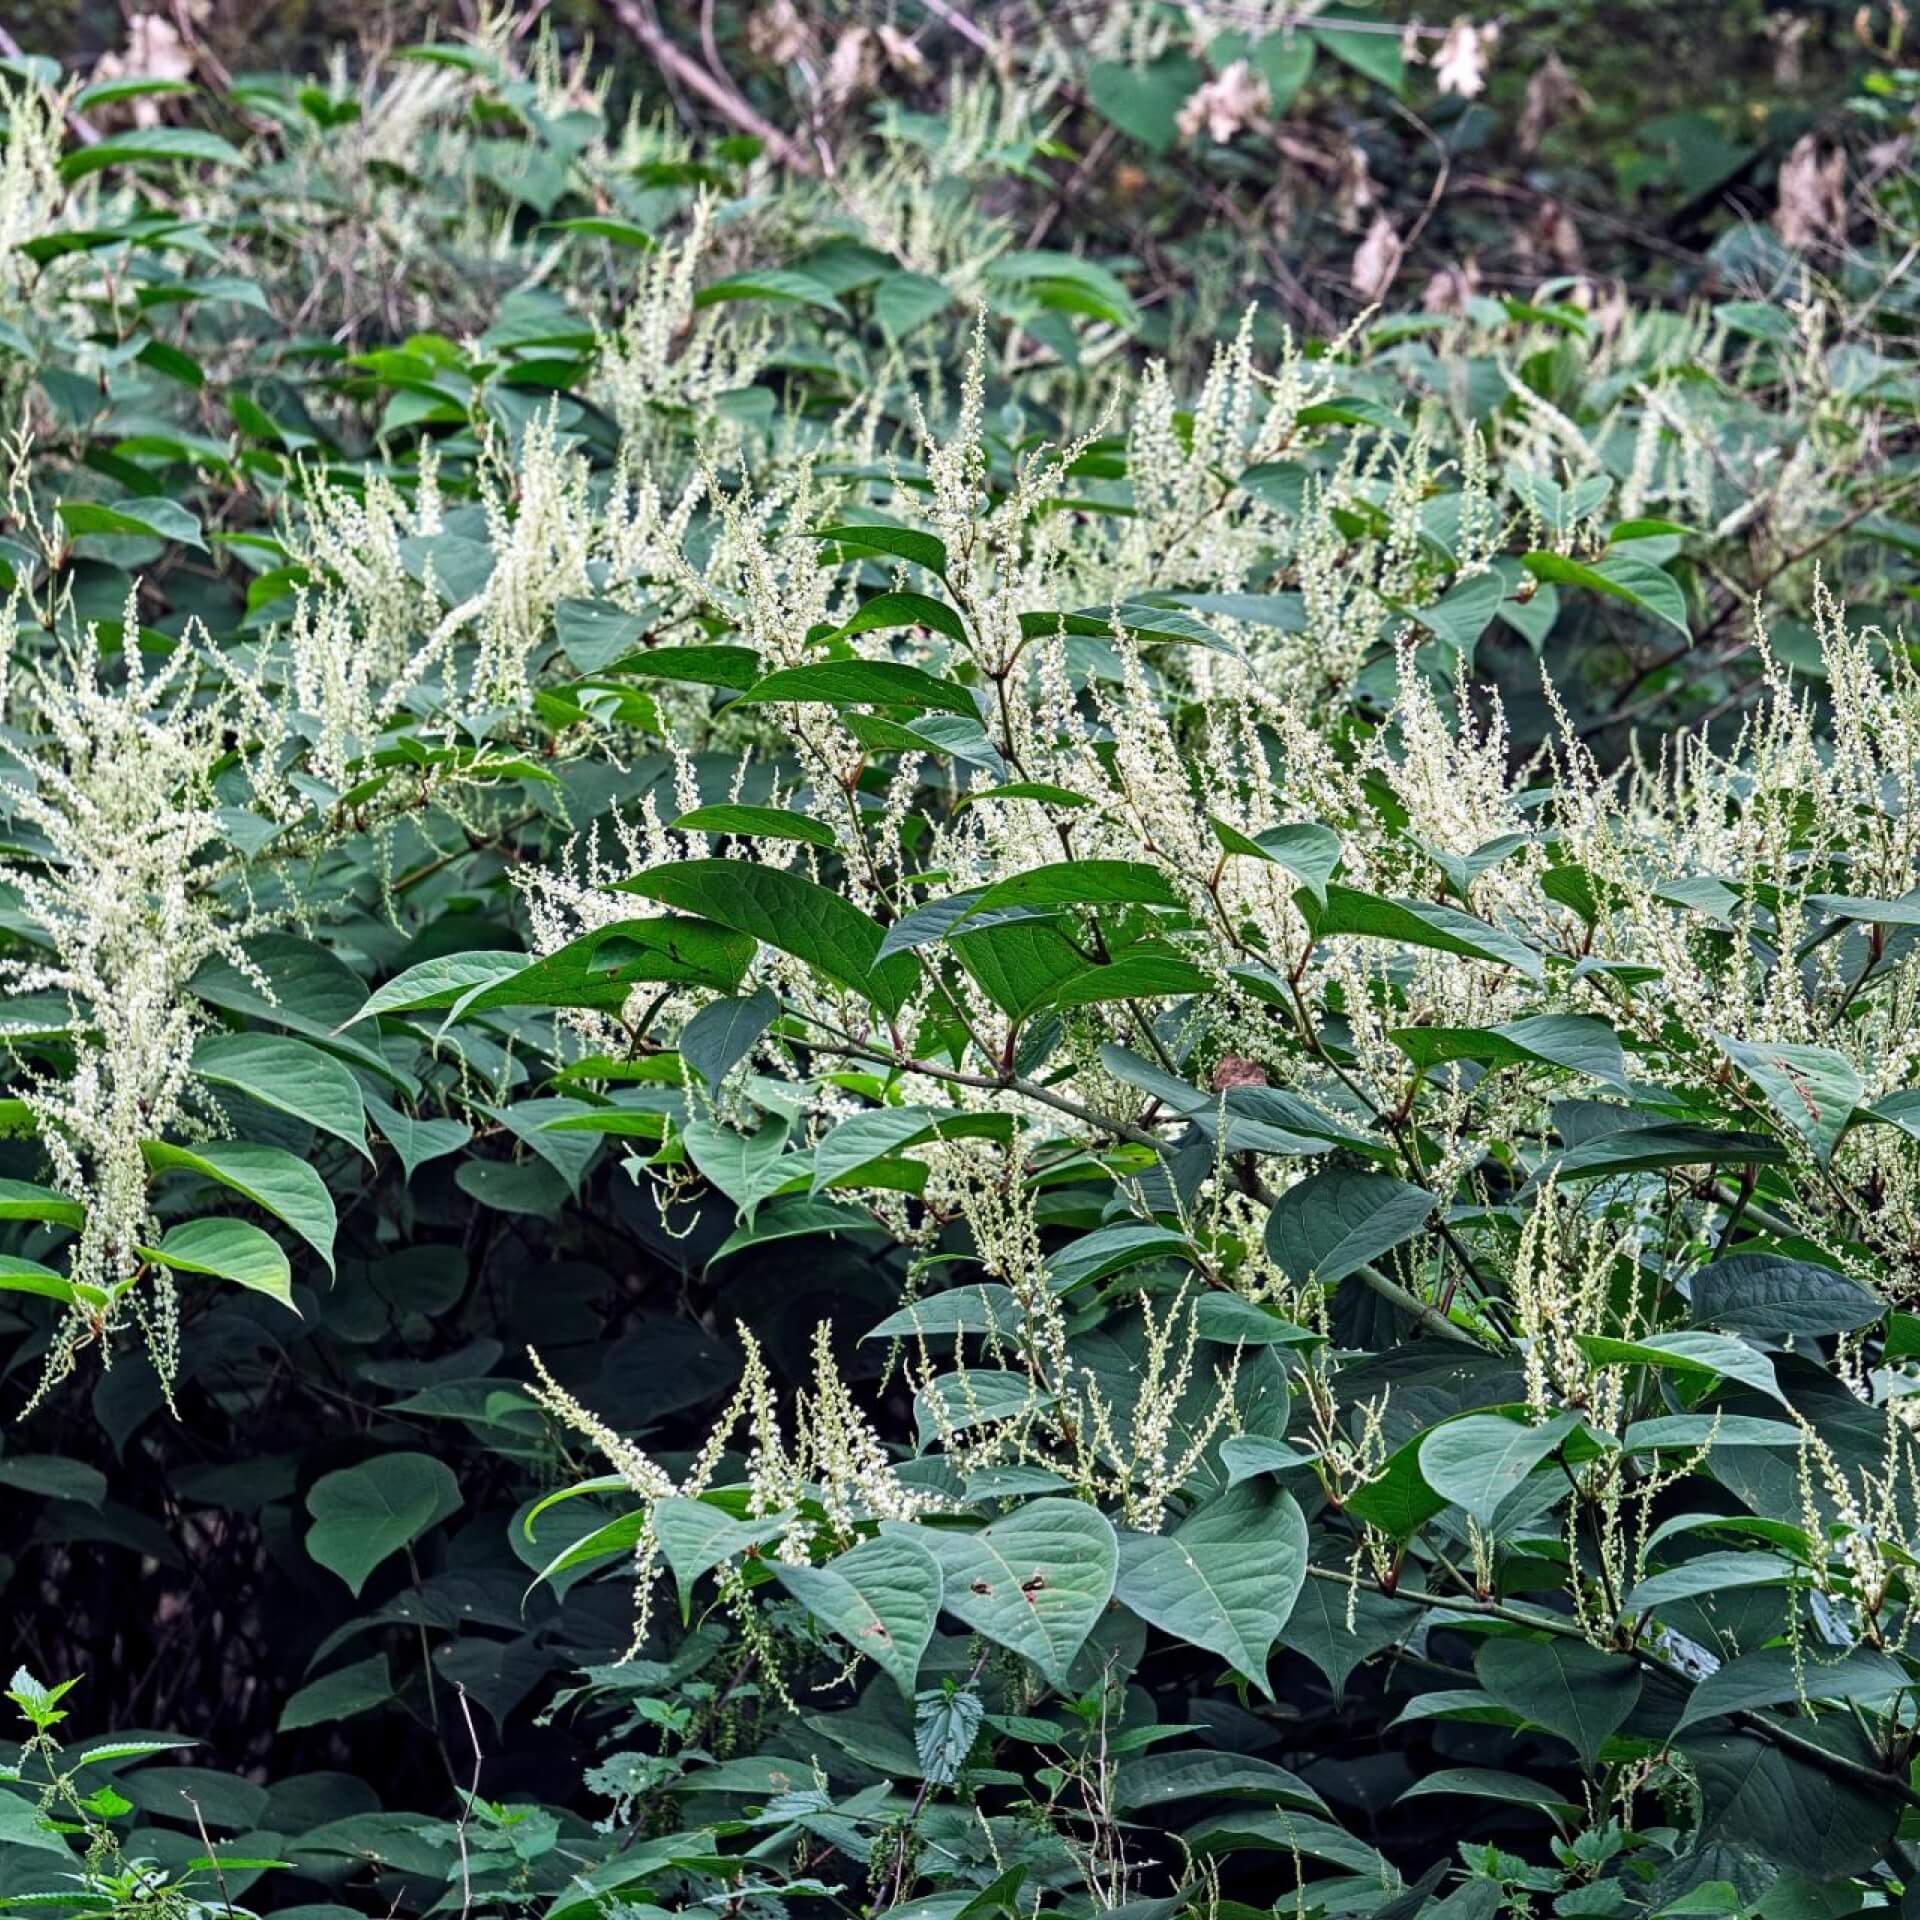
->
5 35 1920 1918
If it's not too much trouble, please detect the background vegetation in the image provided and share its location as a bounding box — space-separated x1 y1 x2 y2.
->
0 4 1918 1919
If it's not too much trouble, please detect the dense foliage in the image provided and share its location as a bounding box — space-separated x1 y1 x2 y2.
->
3 10 1920 1920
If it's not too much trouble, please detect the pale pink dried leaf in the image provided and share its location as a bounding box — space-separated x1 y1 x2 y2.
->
1176 60 1271 146
1351 212 1404 301
1774 134 1847 250
1433 17 1499 99
1519 54 1591 155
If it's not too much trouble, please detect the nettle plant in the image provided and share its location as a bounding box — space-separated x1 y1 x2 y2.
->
3 29 1920 1920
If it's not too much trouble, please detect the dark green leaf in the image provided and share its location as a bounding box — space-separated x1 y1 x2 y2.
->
1474 1638 1641 1769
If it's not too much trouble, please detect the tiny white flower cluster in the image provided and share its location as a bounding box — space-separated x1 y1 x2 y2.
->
274 461 448 784
0 79 64 313
592 201 775 468
527 1320 942 1659
469 409 598 712
0 603 278 1401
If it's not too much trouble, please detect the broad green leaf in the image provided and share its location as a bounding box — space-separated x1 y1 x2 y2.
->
0 1455 107 1505
1522 550 1689 637
305 1453 463 1597
735 660 977 720
489 1097 602 1197
520 1474 635 1540
277 1654 394 1733
1086 55 1202 154
57 495 206 551
1279 1575 1421 1694
59 126 246 180
812 1105 1013 1194
0 1785 77 1857
1418 1411 1581 1529
0 1179 84 1229
617 860 916 1015
873 270 951 340
1396 1769 1580 1819
1389 1014 1629 1092
1305 884 1544 980
1340 1433 1449 1540
813 522 948 574
776 1531 943 1702
146 1218 295 1311
345 951 525 1025
970 860 1182 914
611 644 760 690
1045 945 1212 1010
986 252 1140 332
464 918 757 1013
192 937 401 1085
547 217 654 249
695 269 845 317
364 1095 472 1182
1807 890 1920 928
1111 1751 1326 1814
903 1500 1118 1688
1624 1414 1801 1452
671 804 837 849
1534 1122 1785 1186
652 1497 795 1620
1690 1253 1881 1337
1673 1645 1908 1734
1313 8 1404 92
915 1369 1046 1448
1264 1169 1434 1285
193 1032 370 1160
1574 1331 1785 1407
1015 600 1232 653
1410 570 1507 655
866 1284 1025 1343
1210 819 1343 905
958 782 1094 812
1252 31 1317 110
1185 1807 1396 1878
1681 1726 1897 1879
1474 1638 1641 1769
0 1253 91 1307
828 589 968 648
553 597 649 670
1114 1484 1306 1699
678 987 779 1090
1045 1221 1195 1292
1714 1034 1862 1166
1626 1551 1800 1612
709 1195 882 1265
877 890 1043 959
141 1138 336 1273
682 1115 794 1223
528 1509 646 1591
951 918 1094 1022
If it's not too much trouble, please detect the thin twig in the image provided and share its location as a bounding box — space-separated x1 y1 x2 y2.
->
1382 97 1453 297
452 1683 485 1920
604 0 814 172
181 1792 236 1920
